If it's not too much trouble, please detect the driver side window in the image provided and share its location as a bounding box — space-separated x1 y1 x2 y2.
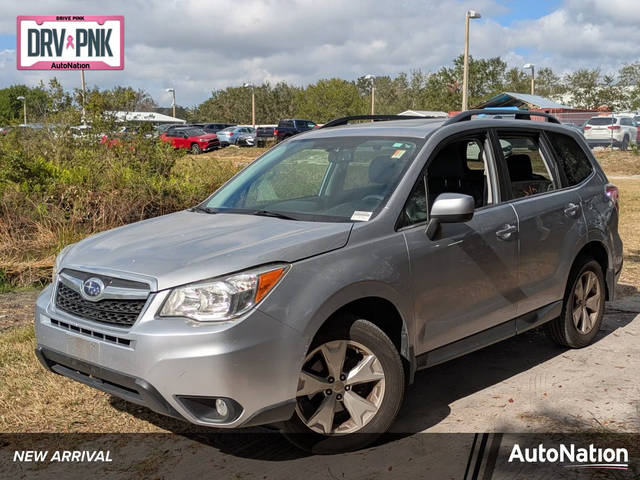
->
401 134 492 227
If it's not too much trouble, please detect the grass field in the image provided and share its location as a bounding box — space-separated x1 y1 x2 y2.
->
0 148 639 433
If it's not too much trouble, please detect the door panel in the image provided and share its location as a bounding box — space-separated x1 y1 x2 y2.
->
511 189 586 314
404 204 519 354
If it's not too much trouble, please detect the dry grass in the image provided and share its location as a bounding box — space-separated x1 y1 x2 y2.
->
594 150 640 176
614 178 640 294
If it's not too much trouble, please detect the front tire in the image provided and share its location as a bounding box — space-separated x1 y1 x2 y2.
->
621 136 629 151
191 143 202 154
547 258 605 348
282 317 404 453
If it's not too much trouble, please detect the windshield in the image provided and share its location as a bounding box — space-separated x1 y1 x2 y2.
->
203 136 423 222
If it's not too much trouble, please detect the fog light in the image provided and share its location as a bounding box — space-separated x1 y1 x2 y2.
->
215 398 229 418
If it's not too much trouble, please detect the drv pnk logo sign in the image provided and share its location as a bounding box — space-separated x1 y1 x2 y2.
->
17 15 124 70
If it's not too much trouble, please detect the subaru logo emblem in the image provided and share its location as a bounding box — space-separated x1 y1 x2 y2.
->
82 278 104 299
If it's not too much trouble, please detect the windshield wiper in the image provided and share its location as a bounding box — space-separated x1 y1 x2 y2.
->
191 205 218 214
252 209 299 220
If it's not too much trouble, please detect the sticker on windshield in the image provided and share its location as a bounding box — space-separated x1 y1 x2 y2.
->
392 142 404 148
391 149 406 159
351 211 372 222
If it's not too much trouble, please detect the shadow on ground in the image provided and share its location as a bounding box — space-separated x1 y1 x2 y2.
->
110 303 637 460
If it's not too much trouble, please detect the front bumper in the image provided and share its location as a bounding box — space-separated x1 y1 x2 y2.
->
34 284 304 428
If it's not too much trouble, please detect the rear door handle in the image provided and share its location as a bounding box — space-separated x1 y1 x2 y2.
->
564 203 581 218
496 224 518 241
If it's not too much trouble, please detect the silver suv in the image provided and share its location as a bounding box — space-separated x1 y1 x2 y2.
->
35 110 623 453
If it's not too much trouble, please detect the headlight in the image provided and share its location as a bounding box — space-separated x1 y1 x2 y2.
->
159 265 288 322
53 244 75 282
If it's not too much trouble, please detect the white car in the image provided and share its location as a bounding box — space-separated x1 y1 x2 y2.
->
583 115 638 150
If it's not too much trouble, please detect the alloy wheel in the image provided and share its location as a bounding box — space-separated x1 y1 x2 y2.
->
295 340 386 435
572 270 602 334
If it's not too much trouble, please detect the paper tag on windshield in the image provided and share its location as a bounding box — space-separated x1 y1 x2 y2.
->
391 149 406 159
351 211 372 222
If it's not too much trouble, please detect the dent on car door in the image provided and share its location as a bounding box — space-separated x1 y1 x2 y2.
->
496 130 586 315
401 132 520 354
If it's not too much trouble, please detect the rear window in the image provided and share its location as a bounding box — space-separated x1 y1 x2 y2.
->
547 132 593 186
587 117 615 126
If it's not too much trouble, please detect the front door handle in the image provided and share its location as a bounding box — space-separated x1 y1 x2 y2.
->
564 202 581 218
496 224 518 241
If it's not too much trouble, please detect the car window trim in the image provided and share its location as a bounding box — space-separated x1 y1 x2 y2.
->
394 128 500 231
541 130 596 189
492 127 562 202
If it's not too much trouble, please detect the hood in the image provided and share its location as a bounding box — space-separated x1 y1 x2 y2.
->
62 211 353 290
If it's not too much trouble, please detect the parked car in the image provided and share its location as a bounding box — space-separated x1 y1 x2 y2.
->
274 118 317 141
160 126 219 154
191 123 236 134
0 126 11 135
256 125 276 147
36 110 622 453
155 123 184 136
583 115 637 150
216 126 256 146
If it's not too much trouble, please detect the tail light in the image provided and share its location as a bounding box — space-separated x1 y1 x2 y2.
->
605 184 619 209
607 125 620 130
273 128 278 137
228 132 234 136
584 125 591 130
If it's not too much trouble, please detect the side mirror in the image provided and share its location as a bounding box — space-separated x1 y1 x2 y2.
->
426 193 475 239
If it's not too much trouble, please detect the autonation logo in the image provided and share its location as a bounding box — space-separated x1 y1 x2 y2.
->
509 443 629 470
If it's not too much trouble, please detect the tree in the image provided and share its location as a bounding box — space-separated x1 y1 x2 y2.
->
295 78 365 122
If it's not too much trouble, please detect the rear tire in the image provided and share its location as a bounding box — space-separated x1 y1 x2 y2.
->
191 143 202 154
547 258 605 348
282 316 404 453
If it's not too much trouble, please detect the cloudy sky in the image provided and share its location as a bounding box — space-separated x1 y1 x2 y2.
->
1 0 638 107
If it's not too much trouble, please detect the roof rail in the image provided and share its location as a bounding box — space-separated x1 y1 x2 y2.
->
443 109 561 125
321 114 427 129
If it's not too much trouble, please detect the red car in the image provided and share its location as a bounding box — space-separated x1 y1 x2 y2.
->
160 126 220 154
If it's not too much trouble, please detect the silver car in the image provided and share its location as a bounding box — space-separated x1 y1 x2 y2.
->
35 110 623 453
217 126 256 146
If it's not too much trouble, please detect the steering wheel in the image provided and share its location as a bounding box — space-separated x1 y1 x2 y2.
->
361 194 384 205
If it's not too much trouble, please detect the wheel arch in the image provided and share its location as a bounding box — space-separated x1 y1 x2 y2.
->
305 285 414 383
569 240 611 300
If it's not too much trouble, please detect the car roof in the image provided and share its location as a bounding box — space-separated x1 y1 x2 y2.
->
293 114 583 141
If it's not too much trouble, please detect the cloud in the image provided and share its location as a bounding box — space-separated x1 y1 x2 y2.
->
1 0 639 106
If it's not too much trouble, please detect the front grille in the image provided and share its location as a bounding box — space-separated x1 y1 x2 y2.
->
50 318 131 346
55 282 146 327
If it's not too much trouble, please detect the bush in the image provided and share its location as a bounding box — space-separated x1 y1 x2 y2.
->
0 128 243 286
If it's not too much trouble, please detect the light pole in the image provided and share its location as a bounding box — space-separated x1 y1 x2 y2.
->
243 83 255 127
462 10 481 111
523 63 535 95
166 88 176 118
364 74 376 115
16 96 27 124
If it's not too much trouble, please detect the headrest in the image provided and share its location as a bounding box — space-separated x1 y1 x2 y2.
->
369 156 402 184
507 154 533 181
429 143 467 178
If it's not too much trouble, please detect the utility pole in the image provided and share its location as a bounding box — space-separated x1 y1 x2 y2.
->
365 75 376 115
244 83 255 127
80 70 86 123
462 10 481 111
523 63 535 95
17 96 26 124
166 88 176 118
